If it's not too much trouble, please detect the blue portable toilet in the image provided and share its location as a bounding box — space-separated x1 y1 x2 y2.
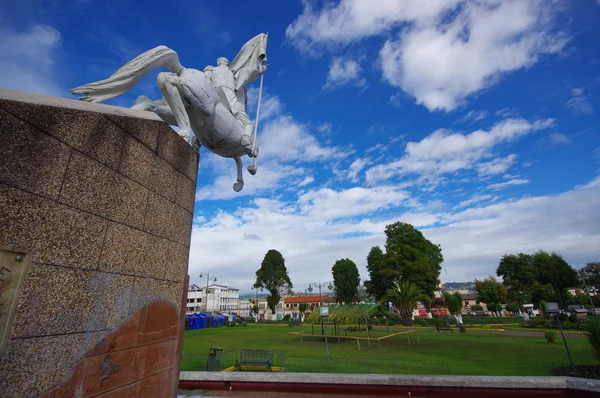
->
193 314 204 330
205 314 214 328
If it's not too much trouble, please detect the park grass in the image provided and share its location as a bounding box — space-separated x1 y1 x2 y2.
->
182 324 597 375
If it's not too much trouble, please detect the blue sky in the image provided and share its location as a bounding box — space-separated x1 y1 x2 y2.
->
2 0 599 293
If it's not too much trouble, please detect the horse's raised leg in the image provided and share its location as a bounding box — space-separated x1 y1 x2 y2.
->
157 72 193 144
233 156 244 192
132 96 178 126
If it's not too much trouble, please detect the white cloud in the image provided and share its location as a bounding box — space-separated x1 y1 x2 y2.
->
247 86 282 121
286 0 459 52
287 0 567 112
298 176 315 187
366 143 386 154
455 194 497 209
495 107 519 118
564 88 593 114
477 154 518 176
488 178 531 190
389 92 403 108
196 92 342 199
298 186 409 221
366 118 553 184
260 115 343 162
323 56 365 90
317 122 333 135
456 110 488 124
0 24 63 96
348 158 369 182
196 158 306 200
188 177 600 290
379 1 568 111
548 132 571 145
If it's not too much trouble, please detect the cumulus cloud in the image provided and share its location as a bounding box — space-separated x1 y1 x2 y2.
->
323 56 366 90
188 177 600 290
196 92 342 200
287 0 567 112
0 23 63 96
564 88 593 114
477 154 518 176
366 118 553 184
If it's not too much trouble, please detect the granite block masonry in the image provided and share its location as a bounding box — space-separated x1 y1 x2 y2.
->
0 89 198 398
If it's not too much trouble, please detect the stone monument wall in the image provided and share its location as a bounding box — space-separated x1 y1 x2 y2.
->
0 89 198 397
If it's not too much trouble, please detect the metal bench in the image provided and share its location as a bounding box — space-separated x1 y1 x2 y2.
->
235 349 274 371
436 325 454 333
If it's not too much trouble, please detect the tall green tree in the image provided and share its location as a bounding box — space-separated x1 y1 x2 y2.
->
444 291 464 325
497 251 578 308
365 246 389 301
496 253 537 306
253 249 293 314
530 281 556 307
332 258 360 304
532 251 578 300
474 276 507 315
381 281 427 326
382 222 443 313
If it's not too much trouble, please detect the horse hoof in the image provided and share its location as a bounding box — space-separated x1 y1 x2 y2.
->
233 181 244 192
248 166 257 175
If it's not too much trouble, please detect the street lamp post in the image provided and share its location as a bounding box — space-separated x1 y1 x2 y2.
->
308 280 333 335
578 270 596 315
199 272 217 314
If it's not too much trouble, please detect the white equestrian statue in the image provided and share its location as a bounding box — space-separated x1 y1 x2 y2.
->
71 33 268 192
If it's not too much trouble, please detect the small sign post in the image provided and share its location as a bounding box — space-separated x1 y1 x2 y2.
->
320 307 329 360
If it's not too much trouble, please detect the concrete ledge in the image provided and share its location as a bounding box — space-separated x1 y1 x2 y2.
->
180 372 600 393
0 88 162 122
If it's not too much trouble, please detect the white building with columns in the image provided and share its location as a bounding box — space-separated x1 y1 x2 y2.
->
186 283 240 314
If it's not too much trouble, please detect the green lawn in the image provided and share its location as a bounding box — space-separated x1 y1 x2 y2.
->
182 324 597 375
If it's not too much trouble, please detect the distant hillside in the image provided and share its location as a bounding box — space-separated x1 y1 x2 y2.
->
443 282 475 291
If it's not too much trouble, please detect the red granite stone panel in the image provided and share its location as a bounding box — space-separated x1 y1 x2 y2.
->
37 302 180 398
138 301 179 345
81 347 139 397
92 381 141 398
86 309 143 357
138 369 176 398
135 339 177 379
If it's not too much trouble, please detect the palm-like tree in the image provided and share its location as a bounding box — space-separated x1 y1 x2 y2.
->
298 302 308 322
444 291 464 326
381 281 427 326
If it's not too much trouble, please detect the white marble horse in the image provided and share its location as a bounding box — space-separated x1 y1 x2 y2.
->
71 34 268 192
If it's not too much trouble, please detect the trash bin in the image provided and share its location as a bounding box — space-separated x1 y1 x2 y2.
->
206 347 224 371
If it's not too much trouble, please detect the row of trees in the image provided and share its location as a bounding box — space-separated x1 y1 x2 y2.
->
252 250 364 314
252 222 444 320
253 223 595 323
475 252 597 312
